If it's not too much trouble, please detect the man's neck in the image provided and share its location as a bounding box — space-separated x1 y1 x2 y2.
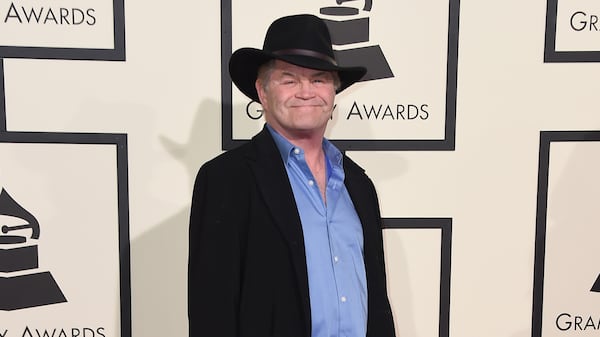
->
267 124 329 202
270 126 325 156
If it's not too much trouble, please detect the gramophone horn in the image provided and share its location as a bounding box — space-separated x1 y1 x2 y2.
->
0 188 40 239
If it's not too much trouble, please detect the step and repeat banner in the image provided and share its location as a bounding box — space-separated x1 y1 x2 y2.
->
533 132 600 337
1 0 599 336
0 0 129 336
0 133 130 337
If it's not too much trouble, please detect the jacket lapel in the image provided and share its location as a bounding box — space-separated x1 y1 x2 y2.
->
343 156 377 234
244 127 312 333
343 155 382 296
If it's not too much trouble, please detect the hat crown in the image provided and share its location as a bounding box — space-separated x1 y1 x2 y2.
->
262 14 335 60
228 14 367 102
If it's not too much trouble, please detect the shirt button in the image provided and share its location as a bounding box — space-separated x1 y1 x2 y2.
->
293 148 300 155
333 256 339 263
340 296 347 303
308 180 314 186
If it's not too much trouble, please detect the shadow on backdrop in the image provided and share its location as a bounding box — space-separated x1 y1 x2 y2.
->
131 99 222 337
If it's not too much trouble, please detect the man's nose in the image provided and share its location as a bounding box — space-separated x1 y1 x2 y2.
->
295 80 316 98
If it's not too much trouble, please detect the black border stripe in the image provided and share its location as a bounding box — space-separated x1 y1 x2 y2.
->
383 218 452 337
544 0 600 63
0 59 5 132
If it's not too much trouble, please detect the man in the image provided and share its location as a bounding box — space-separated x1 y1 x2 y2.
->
188 14 396 337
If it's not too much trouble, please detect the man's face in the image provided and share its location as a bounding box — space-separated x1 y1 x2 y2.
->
256 60 337 140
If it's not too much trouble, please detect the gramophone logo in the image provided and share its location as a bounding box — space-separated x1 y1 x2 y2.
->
0 188 67 311
592 274 600 292
319 0 394 81
244 0 395 122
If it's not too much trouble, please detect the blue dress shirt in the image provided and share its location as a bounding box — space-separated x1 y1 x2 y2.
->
268 125 368 337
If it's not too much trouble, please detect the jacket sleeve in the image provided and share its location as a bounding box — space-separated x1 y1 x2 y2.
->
364 175 397 337
188 162 245 337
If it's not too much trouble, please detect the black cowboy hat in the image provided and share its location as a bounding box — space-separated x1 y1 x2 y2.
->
228 14 367 102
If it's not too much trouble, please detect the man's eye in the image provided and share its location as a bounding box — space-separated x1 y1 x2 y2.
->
313 78 331 84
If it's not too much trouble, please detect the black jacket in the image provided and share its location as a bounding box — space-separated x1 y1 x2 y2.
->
188 126 395 337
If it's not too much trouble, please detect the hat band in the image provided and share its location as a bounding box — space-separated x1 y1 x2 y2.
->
272 49 338 66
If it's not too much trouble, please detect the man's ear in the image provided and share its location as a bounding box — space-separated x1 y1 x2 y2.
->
255 80 267 105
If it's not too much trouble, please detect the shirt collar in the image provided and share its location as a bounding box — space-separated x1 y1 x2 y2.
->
266 124 344 168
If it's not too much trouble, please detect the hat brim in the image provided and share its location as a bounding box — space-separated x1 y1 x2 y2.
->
229 47 367 102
